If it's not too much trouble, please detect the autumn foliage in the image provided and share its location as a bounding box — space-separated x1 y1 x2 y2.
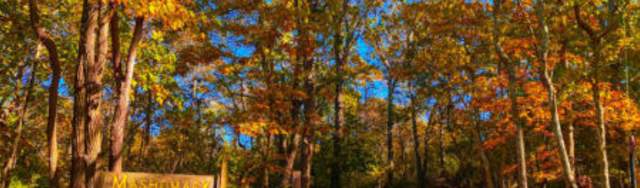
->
2 0 640 187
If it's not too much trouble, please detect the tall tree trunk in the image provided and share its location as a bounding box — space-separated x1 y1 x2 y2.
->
592 74 610 188
261 135 273 188
469 71 494 188
27 1 62 186
507 61 528 188
1 63 36 188
71 0 98 186
492 1 528 186
44 35 62 187
109 16 145 173
330 0 348 186
568 122 576 175
282 1 313 186
439 106 447 174
108 3 122 172
281 57 302 188
574 3 619 186
630 136 637 188
141 88 153 160
623 16 637 188
410 91 425 188
301 141 314 188
84 1 112 186
474 124 494 188
386 79 396 187
331 25 344 188
541 53 577 188
423 107 436 181
301 53 316 188
281 133 301 188
399 129 406 175
401 133 409 178
534 2 577 187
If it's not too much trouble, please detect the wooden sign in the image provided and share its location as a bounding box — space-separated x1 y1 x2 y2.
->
96 172 221 188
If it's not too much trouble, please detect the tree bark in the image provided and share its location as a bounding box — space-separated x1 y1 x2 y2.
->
630 136 637 188
574 4 616 186
282 1 313 186
543 51 578 188
469 69 494 188
108 3 122 171
534 2 577 187
282 38 302 188
474 125 494 188
109 16 145 173
568 122 576 175
507 59 528 188
423 106 436 180
301 53 316 188
409 88 425 188
84 1 112 186
1 62 36 188
28 1 62 186
71 0 98 187
331 15 344 188
592 73 610 188
301 141 314 188
260 135 272 188
386 79 396 187
281 133 301 188
330 0 351 186
399 129 406 176
491 1 528 186
542 73 577 187
330 54 343 186
439 105 447 174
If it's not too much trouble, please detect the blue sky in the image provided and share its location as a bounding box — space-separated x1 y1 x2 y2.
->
35 1 464 147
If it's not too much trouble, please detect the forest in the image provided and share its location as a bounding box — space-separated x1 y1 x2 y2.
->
1 0 640 187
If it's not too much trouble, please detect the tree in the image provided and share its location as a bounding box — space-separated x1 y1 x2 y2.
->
109 13 145 173
3 1 640 187
491 0 529 187
27 0 62 186
1 51 37 188
531 1 577 187
574 1 628 186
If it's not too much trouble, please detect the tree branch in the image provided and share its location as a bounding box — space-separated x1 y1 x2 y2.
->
28 0 60 68
573 4 596 38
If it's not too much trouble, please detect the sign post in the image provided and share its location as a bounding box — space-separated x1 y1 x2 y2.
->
96 172 222 188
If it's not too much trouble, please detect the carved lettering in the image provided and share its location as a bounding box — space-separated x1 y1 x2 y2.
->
113 175 128 188
98 172 215 188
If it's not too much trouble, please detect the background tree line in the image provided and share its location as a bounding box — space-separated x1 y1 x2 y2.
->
1 0 640 187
